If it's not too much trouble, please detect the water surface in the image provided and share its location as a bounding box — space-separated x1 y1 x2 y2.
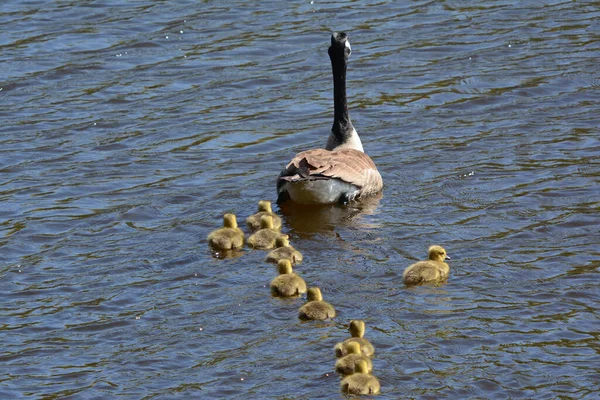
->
1 1 599 398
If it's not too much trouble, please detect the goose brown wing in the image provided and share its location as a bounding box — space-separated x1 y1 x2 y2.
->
277 148 382 194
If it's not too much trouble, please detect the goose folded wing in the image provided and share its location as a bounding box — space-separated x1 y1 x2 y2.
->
278 149 382 191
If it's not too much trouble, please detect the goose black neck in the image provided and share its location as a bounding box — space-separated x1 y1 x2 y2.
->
330 53 353 140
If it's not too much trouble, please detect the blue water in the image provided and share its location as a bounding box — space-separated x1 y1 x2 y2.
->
1 1 599 398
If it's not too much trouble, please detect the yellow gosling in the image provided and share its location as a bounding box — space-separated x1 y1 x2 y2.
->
335 342 373 375
336 320 375 358
246 200 282 232
265 235 303 265
207 213 245 250
247 215 281 249
340 360 381 395
403 245 450 286
270 259 307 297
334 342 344 358
298 287 336 321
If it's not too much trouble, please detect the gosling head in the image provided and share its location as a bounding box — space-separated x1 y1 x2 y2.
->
223 213 238 228
349 320 366 338
259 215 274 230
345 341 361 355
306 287 323 302
277 259 293 275
257 200 273 213
275 234 290 248
354 360 369 374
334 342 344 358
428 245 449 262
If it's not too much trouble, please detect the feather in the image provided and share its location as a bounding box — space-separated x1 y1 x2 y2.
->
277 148 383 197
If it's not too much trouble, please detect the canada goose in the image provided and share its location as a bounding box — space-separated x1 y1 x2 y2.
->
247 215 281 249
336 320 375 357
270 259 307 297
298 287 336 321
207 213 245 250
265 235 303 264
335 342 373 375
246 200 282 232
403 245 450 285
276 32 383 205
340 360 381 395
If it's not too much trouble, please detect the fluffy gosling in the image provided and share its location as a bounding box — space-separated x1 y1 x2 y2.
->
340 360 381 395
335 320 375 358
246 200 282 232
403 245 450 285
270 259 307 297
207 213 245 250
298 287 336 321
335 342 373 375
265 235 303 265
247 215 281 249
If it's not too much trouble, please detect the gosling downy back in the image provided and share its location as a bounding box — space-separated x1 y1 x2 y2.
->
340 360 381 395
340 320 375 357
270 259 307 297
403 245 451 285
265 234 303 264
247 215 281 249
207 213 245 250
298 287 336 321
335 342 373 375
246 200 282 231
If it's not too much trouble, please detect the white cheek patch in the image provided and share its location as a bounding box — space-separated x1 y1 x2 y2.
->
345 40 352 51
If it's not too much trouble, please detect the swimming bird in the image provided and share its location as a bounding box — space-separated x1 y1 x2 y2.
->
207 213 245 250
335 342 373 375
247 215 281 249
402 245 450 285
335 320 375 357
340 360 381 395
276 32 383 205
265 235 303 264
246 200 282 232
270 259 307 297
298 287 336 321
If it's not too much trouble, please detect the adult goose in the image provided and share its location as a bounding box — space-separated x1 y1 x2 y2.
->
276 32 383 205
